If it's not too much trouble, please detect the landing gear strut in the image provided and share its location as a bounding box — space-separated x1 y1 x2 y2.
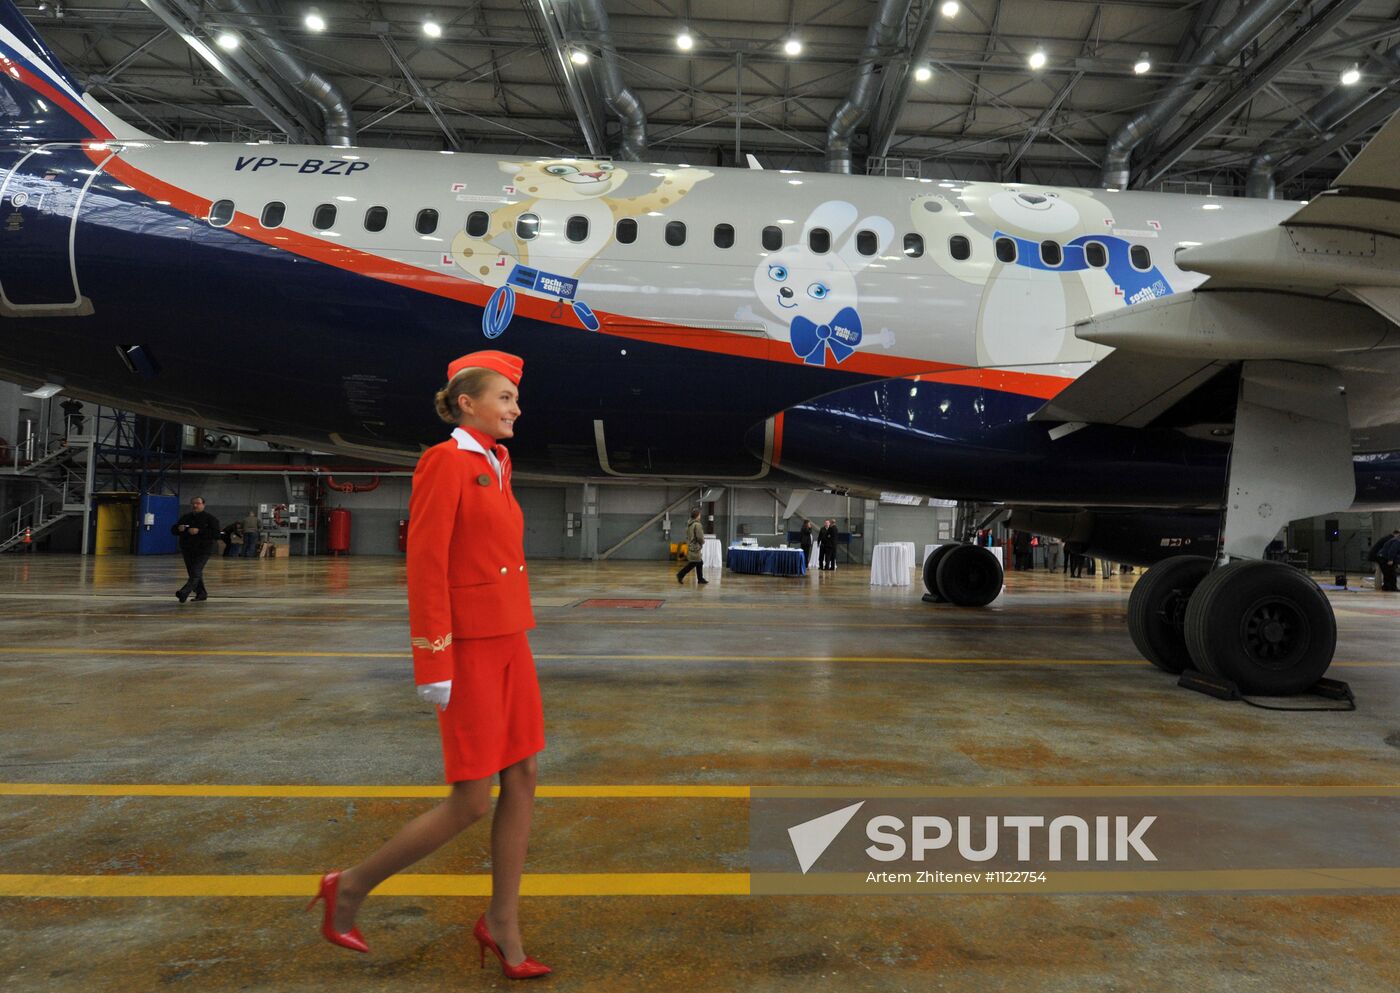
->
922 543 1002 607
1128 361 1350 693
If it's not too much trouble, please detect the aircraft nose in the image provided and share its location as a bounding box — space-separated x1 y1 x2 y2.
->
780 287 794 298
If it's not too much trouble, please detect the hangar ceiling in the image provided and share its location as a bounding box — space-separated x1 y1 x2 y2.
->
20 0 1400 197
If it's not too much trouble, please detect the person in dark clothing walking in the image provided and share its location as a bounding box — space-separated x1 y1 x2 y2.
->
1012 530 1032 571
798 519 815 568
817 520 838 571
676 509 708 585
172 496 219 602
1380 531 1400 593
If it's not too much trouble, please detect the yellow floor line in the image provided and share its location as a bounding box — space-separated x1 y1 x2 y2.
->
4 783 1399 799
2 868 1398 898
0 873 749 898
0 783 751 799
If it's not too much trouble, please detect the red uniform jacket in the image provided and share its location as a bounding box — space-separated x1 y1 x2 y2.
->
407 428 535 684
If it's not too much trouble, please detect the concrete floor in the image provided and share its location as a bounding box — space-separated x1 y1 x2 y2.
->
0 553 1398 992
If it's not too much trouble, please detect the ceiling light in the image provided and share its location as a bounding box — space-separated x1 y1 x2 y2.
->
676 31 694 51
304 12 327 32
37 1 49 10
422 20 442 39
1341 64 1361 86
784 38 802 57
940 1 960 16
1133 53 1151 74
914 65 932 82
215 32 240 51
570 48 590 65
1202 202 1222 210
1028 49 1047 70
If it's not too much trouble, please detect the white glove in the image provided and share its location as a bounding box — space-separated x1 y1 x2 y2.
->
416 680 452 711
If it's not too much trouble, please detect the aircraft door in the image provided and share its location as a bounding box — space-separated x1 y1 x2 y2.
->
0 143 113 313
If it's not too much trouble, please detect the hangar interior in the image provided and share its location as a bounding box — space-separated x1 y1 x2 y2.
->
4 1 1400 991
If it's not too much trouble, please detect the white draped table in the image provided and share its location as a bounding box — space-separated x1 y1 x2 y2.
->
870 541 916 586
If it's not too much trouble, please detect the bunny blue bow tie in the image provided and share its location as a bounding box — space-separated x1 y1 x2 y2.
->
790 307 863 366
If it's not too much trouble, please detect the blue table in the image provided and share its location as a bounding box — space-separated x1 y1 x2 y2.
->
726 546 807 576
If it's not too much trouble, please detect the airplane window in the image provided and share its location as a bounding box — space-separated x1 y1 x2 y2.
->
949 235 970 261
762 225 782 251
364 206 388 232
416 209 439 235
616 218 637 244
567 215 589 243
516 213 540 240
714 223 735 249
1040 240 1062 267
208 199 235 228
809 228 830 253
994 236 1016 263
312 203 337 230
855 230 877 256
903 233 924 258
466 211 489 237
1084 241 1107 268
259 201 285 229
665 220 686 246
1130 244 1152 270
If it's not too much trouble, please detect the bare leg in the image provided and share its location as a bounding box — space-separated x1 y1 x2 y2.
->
332 777 494 932
484 754 539 966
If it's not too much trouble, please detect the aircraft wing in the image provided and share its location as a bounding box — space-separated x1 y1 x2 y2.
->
1036 110 1400 451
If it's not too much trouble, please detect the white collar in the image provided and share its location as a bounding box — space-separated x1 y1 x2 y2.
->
451 428 503 488
451 426 489 455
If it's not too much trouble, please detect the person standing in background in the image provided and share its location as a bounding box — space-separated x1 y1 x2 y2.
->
241 509 260 558
818 520 838 571
799 519 815 569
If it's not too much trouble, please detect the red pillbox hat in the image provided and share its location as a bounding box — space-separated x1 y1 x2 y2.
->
446 350 524 385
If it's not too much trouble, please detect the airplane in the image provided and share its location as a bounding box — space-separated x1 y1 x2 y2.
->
3 0 1399 697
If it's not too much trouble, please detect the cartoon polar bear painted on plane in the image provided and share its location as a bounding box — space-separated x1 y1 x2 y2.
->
954 183 1124 366
737 200 895 365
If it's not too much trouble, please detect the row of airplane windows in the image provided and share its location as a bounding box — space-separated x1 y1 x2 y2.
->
204 198 1156 271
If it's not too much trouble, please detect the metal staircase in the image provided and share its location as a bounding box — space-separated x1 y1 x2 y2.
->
0 432 92 552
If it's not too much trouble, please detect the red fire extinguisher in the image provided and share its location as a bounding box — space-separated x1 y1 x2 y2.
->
398 519 409 553
327 508 352 555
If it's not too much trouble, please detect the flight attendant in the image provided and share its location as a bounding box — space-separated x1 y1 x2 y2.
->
309 350 550 979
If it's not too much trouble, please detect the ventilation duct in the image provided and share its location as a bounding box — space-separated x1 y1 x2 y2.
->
826 0 914 173
1246 44 1400 198
574 0 647 161
1101 0 1293 189
226 0 355 146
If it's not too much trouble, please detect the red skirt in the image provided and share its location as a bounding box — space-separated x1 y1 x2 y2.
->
435 631 545 782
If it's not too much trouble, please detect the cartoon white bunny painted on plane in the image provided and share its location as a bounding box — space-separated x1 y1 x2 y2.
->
737 200 895 366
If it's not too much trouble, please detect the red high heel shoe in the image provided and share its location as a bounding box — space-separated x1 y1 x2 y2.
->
307 871 370 953
473 915 551 979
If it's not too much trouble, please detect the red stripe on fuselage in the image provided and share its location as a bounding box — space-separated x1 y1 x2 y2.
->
89 150 1073 401
1 54 112 139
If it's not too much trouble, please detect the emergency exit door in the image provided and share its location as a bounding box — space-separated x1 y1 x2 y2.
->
0 143 112 313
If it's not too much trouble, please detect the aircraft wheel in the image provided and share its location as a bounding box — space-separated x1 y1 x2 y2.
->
1127 555 1212 674
935 544 1002 607
922 544 956 602
1184 560 1336 694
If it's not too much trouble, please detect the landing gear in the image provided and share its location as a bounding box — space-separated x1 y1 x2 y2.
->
1126 555 1211 674
921 544 954 602
922 543 1002 607
1184 560 1336 695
